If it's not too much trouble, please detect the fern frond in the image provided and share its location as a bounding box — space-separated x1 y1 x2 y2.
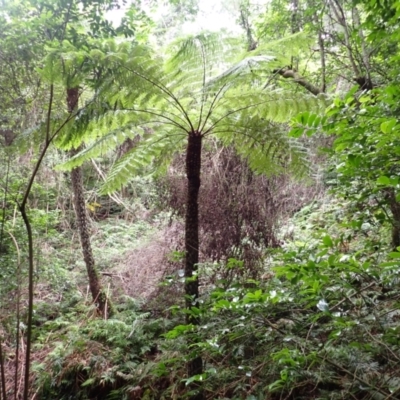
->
58 125 138 171
164 32 243 101
204 32 315 92
203 89 324 133
214 121 310 177
206 90 324 176
58 33 326 193
206 55 278 89
100 128 186 194
165 32 238 75
254 31 314 61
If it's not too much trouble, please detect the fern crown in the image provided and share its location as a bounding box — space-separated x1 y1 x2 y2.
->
59 32 326 193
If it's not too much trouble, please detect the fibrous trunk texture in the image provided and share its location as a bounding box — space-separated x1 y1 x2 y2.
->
385 188 400 249
185 131 203 399
67 87 110 317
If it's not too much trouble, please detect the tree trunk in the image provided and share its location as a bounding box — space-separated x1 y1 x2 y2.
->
185 130 203 400
67 87 112 317
239 2 257 51
384 188 400 250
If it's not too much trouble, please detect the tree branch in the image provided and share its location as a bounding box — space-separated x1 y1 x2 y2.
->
274 67 322 95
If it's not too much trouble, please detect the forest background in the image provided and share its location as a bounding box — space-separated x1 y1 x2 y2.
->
1 0 400 399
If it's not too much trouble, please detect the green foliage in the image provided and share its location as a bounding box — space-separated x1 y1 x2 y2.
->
5 1 400 399
59 32 324 194
14 190 400 399
316 85 400 248
254 0 294 40
0 158 63 300
137 198 400 399
91 216 159 269
252 31 315 65
34 299 167 399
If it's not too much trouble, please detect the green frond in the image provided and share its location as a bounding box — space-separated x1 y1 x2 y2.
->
164 32 243 96
58 34 326 194
58 98 189 171
165 32 236 73
253 31 314 62
207 42 326 94
206 55 277 88
200 32 314 90
204 89 324 131
214 120 310 177
93 42 167 103
100 128 186 194
57 125 138 171
206 91 325 176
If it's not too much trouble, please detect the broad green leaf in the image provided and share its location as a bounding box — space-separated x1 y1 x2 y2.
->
359 96 371 103
348 154 361 167
376 176 391 185
322 235 333 247
381 119 397 133
388 252 400 259
185 373 206 385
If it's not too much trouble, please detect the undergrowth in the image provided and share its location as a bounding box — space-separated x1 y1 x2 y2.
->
28 195 400 399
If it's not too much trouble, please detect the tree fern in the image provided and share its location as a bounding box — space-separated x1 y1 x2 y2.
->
56 31 327 395
59 32 324 186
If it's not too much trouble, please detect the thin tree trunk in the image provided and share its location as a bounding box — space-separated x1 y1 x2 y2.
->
185 130 203 400
328 0 360 78
314 10 327 93
19 208 34 400
67 88 111 317
291 0 299 34
239 1 257 51
21 84 54 400
384 188 400 250
0 336 5 400
291 0 299 69
0 161 8 400
352 6 372 88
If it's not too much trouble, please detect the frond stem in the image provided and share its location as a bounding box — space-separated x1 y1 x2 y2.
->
121 63 195 132
203 97 281 135
121 107 189 133
199 82 229 133
116 105 189 131
197 39 208 131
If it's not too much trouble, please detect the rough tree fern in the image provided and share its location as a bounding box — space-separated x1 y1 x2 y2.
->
60 31 325 399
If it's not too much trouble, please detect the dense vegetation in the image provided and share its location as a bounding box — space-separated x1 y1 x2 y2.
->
1 0 400 399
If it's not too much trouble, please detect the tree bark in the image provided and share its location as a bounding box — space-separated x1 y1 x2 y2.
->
328 0 361 79
185 130 203 400
314 10 327 93
239 2 257 51
384 188 400 250
67 87 112 317
352 6 372 88
275 67 323 95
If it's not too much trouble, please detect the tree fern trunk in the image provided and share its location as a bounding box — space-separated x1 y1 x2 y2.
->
185 130 203 399
67 88 111 318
